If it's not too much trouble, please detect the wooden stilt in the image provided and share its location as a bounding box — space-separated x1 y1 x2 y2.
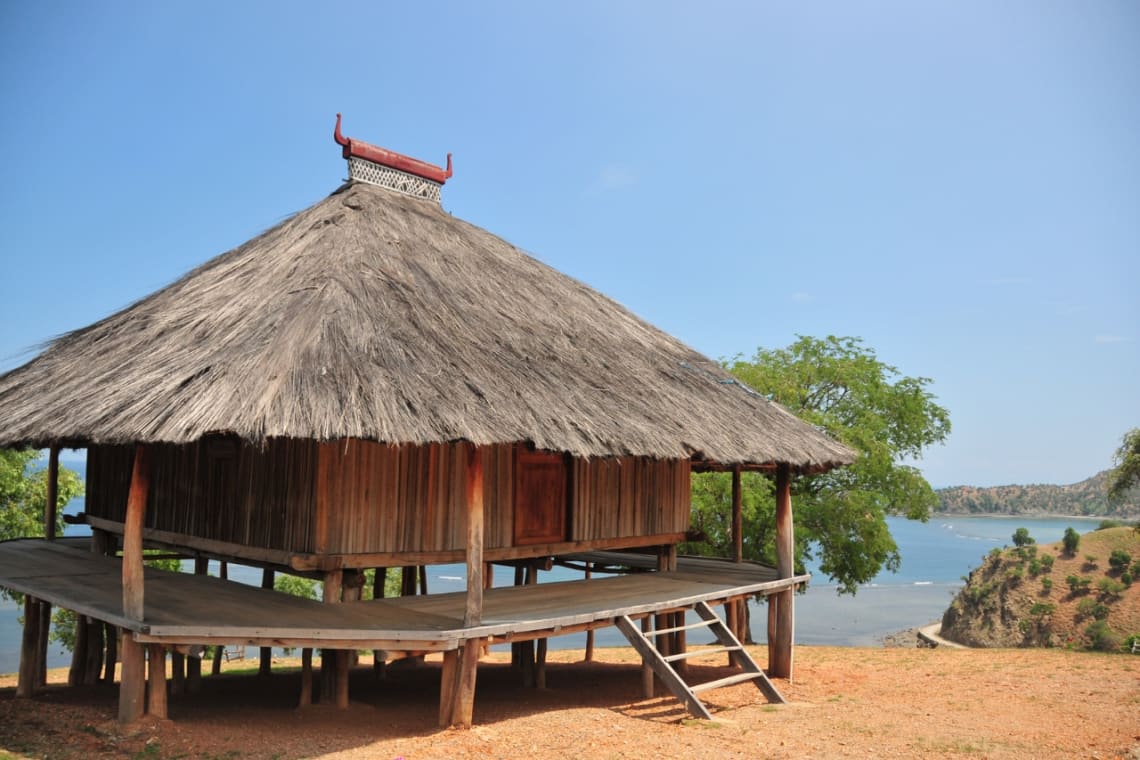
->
520 561 536 686
438 649 458 727
299 648 313 707
170 652 185 696
771 464 795 680
536 638 547 689
147 644 167 719
259 569 274 676
83 617 104 686
210 646 223 676
101 623 115 684
584 562 595 662
69 614 89 687
335 650 350 709
319 569 344 706
186 649 201 693
511 564 525 668
451 639 481 728
35 601 50 687
118 635 146 723
674 611 687 678
640 616 654 698
17 596 41 698
119 446 150 722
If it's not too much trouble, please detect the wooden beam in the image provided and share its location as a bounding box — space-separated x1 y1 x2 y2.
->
731 464 743 563
769 464 795 680
86 516 296 569
464 443 484 628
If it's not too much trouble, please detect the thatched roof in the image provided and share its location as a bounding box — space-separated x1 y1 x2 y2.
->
0 180 853 471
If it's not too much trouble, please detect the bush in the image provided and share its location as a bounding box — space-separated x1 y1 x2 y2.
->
1097 577 1126 599
1039 554 1054 572
1067 575 1092 594
1109 549 1133 574
1062 527 1080 556
1085 620 1120 652
1029 602 1055 617
1012 527 1035 547
1132 561 1140 577
1040 577 1053 594
1097 519 1124 530
1076 597 1099 619
1122 572 1133 587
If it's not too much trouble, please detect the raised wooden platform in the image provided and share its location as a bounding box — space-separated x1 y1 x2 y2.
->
0 538 805 651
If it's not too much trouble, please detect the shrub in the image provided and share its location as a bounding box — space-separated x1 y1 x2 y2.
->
988 547 1002 560
1039 554 1054 573
1097 519 1124 530
1040 577 1053 594
1097 577 1126 599
1012 527 1035 547
1076 597 1099 619
1062 527 1080 556
1132 561 1140 577
1067 575 1092 594
1028 558 1042 576
1029 602 1055 617
1085 620 1120 652
1109 549 1133 574
1122 572 1133 587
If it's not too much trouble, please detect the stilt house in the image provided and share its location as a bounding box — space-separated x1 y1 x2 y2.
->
0 116 854 727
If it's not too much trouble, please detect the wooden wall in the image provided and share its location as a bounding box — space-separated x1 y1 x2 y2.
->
86 439 690 559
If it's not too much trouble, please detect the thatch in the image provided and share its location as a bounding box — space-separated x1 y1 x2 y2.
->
0 181 854 471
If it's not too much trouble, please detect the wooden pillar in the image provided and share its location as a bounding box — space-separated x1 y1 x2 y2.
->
170 652 185 696
319 569 344 705
299 648 313 707
584 563 595 662
146 645 167 719
259 569 275 676
119 445 149 723
768 464 795 680
441 444 484 727
640 616 654 698
16 596 42 697
35 598 51 687
373 569 387 680
731 464 743 563
69 615 89 687
101 623 116 684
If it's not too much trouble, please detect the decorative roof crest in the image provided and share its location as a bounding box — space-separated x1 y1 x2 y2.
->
334 114 452 202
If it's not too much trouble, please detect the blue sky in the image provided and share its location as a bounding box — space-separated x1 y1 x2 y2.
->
0 2 1136 488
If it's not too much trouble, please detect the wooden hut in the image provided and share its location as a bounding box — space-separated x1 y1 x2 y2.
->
0 115 854 727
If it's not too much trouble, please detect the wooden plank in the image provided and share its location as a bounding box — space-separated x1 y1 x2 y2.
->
615 615 710 720
86 515 296 567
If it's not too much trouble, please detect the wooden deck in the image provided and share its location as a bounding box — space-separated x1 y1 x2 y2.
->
0 538 806 651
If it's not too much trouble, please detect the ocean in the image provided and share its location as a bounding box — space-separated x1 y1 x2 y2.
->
0 494 1103 674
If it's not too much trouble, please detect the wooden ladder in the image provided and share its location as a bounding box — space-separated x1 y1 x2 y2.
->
615 600 786 720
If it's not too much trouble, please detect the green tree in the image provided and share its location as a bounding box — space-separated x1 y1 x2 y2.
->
1012 527 1034 548
1062 527 1080 556
686 336 951 594
1 449 84 543
1107 428 1140 503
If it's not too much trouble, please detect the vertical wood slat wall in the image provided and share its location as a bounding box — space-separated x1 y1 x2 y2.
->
86 441 690 556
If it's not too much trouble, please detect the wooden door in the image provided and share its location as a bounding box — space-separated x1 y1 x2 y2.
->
513 449 568 545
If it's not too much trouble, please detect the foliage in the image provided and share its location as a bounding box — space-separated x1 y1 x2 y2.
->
1011 527 1034 548
1028 602 1055 617
1040 576 1053 594
1062 527 1080 556
1107 428 1140 504
274 572 320 600
1096 577 1126 599
1085 620 1120 652
938 470 1139 518
0 448 84 544
1039 553 1054 573
1098 519 1125 530
686 336 950 594
1066 575 1091 595
1108 549 1132 574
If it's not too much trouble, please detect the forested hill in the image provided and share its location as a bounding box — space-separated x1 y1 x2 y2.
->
936 470 1140 518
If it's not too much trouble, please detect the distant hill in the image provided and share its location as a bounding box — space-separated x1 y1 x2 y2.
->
937 470 1140 518
941 526 1140 649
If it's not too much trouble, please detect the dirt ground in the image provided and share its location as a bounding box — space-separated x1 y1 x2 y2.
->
2 644 1138 759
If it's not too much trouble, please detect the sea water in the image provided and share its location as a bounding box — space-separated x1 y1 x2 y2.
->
0 501 1104 674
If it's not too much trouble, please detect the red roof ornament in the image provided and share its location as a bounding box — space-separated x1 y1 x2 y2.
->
334 113 453 185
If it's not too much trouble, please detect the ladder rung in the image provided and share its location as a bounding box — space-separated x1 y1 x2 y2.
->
691 672 763 693
648 619 716 637
663 645 741 663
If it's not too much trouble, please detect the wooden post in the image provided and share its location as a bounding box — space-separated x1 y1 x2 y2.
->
373 569 387 680
584 563 595 662
69 614 89 687
147 645 167 719
101 623 116 684
731 464 743 563
440 444 485 727
16 596 41 697
438 649 458 727
118 632 146 723
319 569 344 705
35 599 50 687
464 443 484 627
170 652 185 696
640 616 654 698
299 648 313 707
769 464 795 680
259 569 275 676
119 445 150 722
